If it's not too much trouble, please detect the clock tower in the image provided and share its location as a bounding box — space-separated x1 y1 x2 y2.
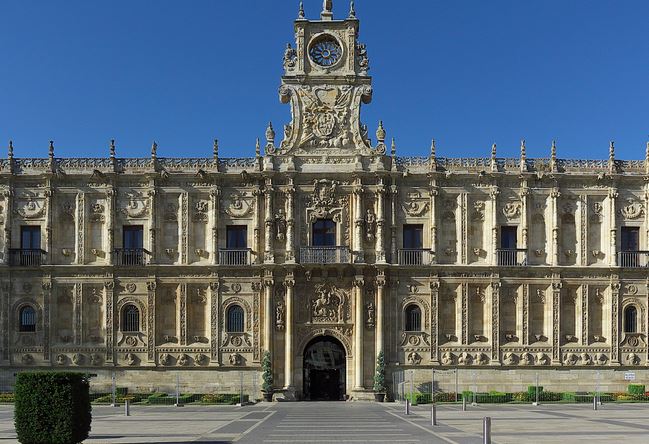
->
269 1 382 157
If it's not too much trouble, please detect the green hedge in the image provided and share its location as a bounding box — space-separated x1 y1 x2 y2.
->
628 384 645 395
201 394 249 405
15 372 91 444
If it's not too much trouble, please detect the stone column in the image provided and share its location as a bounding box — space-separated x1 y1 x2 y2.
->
429 183 438 262
263 272 274 353
253 187 262 264
461 282 468 345
179 283 187 345
106 188 114 265
429 278 440 364
73 283 82 345
390 183 398 262
104 280 115 363
611 279 621 365
551 279 562 365
354 276 365 390
180 192 189 264
551 188 560 266
1 189 12 264
264 180 274 264
461 192 469 264
44 188 52 265
581 284 589 346
579 194 588 266
209 281 220 363
284 275 295 388
285 181 296 263
148 189 157 263
75 192 85 265
520 184 529 251
490 187 499 266
146 280 156 362
210 187 220 265
522 284 529 346
375 272 386 356
608 188 618 266
376 184 386 263
353 181 364 263
490 281 500 364
42 280 51 361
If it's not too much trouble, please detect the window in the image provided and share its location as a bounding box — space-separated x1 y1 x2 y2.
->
21 226 41 250
621 227 640 252
404 305 422 332
312 219 336 247
123 225 144 250
624 306 638 333
226 305 245 333
226 226 248 249
403 225 423 249
19 306 36 332
500 226 518 249
122 305 140 332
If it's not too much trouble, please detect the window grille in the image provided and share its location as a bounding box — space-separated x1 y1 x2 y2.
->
226 305 245 333
405 305 421 332
122 305 140 332
19 306 36 332
624 306 638 333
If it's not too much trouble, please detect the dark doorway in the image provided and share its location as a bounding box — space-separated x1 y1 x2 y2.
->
303 336 346 401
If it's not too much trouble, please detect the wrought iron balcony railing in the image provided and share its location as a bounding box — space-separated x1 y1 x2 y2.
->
618 251 649 268
8 249 47 267
496 248 528 267
398 249 434 266
300 246 350 264
218 249 252 266
114 248 151 266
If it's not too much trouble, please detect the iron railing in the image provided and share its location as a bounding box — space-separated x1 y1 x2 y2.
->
7 249 46 267
618 251 649 268
398 249 434 266
218 249 252 266
496 248 528 266
300 246 350 264
114 248 151 266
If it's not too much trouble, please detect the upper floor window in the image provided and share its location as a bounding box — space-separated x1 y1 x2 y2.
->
404 305 422 332
312 219 336 247
19 306 36 332
624 306 638 333
621 227 640 252
21 226 41 250
226 305 245 333
123 225 144 250
500 226 518 249
403 225 423 249
226 226 248 249
121 305 140 332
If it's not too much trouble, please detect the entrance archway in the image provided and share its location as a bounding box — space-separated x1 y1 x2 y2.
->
303 336 346 401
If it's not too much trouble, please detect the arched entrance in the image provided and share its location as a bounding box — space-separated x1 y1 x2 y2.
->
303 336 346 401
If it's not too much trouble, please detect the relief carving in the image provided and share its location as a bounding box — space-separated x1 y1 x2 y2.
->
309 283 349 324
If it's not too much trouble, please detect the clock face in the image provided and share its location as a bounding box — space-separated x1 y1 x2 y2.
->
309 35 342 67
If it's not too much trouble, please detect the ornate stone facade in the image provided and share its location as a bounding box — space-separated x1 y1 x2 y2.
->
1 2 649 397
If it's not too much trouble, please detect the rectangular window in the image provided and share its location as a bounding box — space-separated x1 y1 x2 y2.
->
403 225 423 249
621 227 640 252
500 226 518 249
123 225 144 249
226 226 248 249
312 219 336 247
20 226 41 250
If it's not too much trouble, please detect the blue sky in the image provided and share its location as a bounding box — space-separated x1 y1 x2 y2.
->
1 1 648 160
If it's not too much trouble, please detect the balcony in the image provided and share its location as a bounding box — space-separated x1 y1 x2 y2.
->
219 248 252 266
398 249 434 266
7 249 47 266
618 251 649 268
496 248 528 266
300 246 350 264
114 248 151 266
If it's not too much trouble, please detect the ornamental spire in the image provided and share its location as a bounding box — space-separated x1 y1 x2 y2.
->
645 141 649 175
255 138 261 157
48 140 55 161
349 1 356 18
490 143 498 172
151 141 157 161
213 139 219 162
430 139 436 159
520 139 526 172
8 140 13 161
298 1 305 19
109 139 116 160
608 140 616 174
550 140 558 172
321 0 333 20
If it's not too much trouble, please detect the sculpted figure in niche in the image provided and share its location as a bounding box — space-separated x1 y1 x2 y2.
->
365 209 376 241
276 301 285 330
275 209 287 241
365 302 375 327
311 285 345 323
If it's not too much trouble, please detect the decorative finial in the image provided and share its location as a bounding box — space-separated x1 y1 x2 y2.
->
391 138 396 156
255 138 261 157
430 139 436 158
266 122 275 145
608 140 616 174
349 0 356 18
213 139 219 161
109 139 116 159
490 143 498 172
151 141 157 161
49 140 55 159
321 0 333 20
645 141 649 174
298 1 305 19
376 121 386 143
8 140 14 160
550 140 558 172
520 140 527 172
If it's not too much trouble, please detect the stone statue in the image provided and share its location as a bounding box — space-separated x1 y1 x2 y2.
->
365 302 375 327
275 209 287 241
365 209 376 241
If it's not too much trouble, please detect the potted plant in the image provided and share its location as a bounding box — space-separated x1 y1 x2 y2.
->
373 351 387 402
261 351 274 402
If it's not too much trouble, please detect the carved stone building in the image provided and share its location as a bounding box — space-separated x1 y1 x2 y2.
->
1 2 649 399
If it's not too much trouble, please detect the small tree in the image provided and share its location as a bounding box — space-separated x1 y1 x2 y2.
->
373 351 387 393
15 372 91 444
261 351 273 394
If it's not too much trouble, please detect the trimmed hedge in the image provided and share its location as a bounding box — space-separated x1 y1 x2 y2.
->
15 372 91 444
628 384 645 395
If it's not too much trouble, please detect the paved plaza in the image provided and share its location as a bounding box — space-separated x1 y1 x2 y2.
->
0 402 648 443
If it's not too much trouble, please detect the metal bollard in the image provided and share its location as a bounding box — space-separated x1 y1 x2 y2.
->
462 397 467 411
431 404 437 426
483 417 491 444
124 399 130 417
405 399 410 415
593 396 598 411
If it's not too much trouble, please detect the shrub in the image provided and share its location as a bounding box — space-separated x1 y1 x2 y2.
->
0 393 15 403
513 392 530 402
539 391 563 402
262 351 273 394
433 392 458 403
373 351 387 393
201 393 249 404
527 385 543 397
15 372 91 444
628 384 645 395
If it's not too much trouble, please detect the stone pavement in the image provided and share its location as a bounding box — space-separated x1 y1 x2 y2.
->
0 402 648 443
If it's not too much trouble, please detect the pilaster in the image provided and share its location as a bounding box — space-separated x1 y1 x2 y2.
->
375 271 386 356
552 278 562 365
491 280 501 364
461 282 468 345
353 276 365 389
179 283 187 345
210 187 220 265
375 182 386 263
148 189 157 263
180 192 189 264
263 271 274 353
429 277 440 364
522 284 529 345
284 274 295 389
75 192 85 264
581 284 589 346
73 283 82 345
146 280 156 362
352 180 364 263
42 279 51 361
209 280 221 363
551 187 560 266
285 180 296 263
489 187 498 265
390 182 397 262
429 181 438 261
611 277 621 365
104 280 115 363
263 179 274 264
106 188 114 265
608 187 618 266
